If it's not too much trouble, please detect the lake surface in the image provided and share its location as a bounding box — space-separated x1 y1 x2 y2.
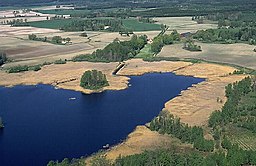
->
0 73 204 166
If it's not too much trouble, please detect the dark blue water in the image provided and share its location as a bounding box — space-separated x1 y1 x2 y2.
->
0 73 204 166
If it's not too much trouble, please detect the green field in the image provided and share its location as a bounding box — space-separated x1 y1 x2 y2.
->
135 44 154 58
122 19 161 31
226 126 256 151
28 18 162 32
28 18 78 29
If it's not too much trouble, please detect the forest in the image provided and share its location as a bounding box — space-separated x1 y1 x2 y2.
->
193 12 256 45
209 76 256 132
80 70 109 90
150 111 214 152
72 34 147 62
193 27 256 45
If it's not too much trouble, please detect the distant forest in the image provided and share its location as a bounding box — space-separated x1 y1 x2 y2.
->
1 0 256 11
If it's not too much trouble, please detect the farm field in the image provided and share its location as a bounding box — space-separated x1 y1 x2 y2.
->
0 25 159 67
27 18 77 29
158 43 256 70
226 126 256 151
122 19 161 31
37 9 90 15
26 18 162 31
154 17 217 33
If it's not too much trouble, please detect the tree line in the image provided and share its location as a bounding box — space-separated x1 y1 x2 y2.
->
7 59 67 73
208 77 254 128
192 12 256 45
193 28 256 45
151 30 180 54
150 110 214 152
28 34 71 45
72 34 147 62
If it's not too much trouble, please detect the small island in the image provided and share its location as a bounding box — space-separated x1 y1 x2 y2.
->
0 117 4 129
0 52 7 66
80 70 109 90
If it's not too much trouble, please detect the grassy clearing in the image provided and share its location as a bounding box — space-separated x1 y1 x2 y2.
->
135 44 154 58
122 19 161 31
226 126 256 151
158 43 256 70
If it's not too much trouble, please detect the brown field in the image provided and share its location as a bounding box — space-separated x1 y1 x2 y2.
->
0 27 160 67
153 17 217 33
0 25 59 36
0 29 133 67
158 43 256 70
0 10 47 18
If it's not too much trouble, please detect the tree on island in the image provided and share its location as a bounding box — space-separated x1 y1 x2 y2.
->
80 70 109 90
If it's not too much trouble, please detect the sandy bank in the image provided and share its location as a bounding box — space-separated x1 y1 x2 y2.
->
0 61 129 94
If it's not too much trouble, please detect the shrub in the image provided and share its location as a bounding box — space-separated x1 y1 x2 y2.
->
8 65 29 73
54 59 66 64
28 65 41 71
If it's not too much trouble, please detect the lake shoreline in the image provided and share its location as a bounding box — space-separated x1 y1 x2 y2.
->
0 59 246 165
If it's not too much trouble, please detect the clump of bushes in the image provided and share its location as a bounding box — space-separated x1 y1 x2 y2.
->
183 40 202 51
73 34 148 62
28 65 41 71
8 65 29 73
80 32 88 37
8 64 41 73
80 70 109 90
54 59 66 64
28 34 71 45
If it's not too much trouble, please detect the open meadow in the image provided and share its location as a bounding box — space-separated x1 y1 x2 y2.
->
158 43 256 70
154 17 217 33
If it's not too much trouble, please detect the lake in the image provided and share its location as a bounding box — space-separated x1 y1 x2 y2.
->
0 73 204 166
